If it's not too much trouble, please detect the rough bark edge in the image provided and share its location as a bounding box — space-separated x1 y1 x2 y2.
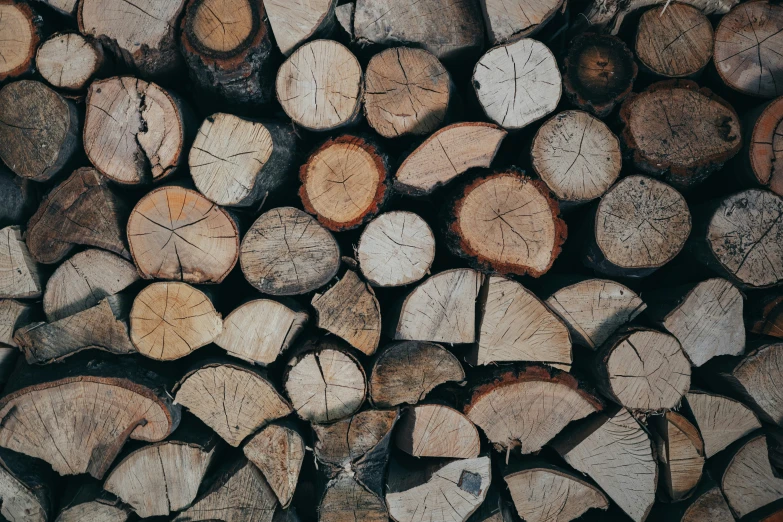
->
0 0 42 81
747 97 783 194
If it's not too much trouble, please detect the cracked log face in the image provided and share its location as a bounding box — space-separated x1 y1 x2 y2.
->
190 114 296 207
44 249 139 322
563 33 636 118
465 366 602 454
127 186 239 283
393 268 483 344
215 299 308 365
244 424 304 508
78 0 186 77
0 80 80 182
0 448 53 522
184 0 256 54
635 4 713 78
480 0 564 43
0 299 33 347
393 123 507 196
265 0 336 56
130 282 222 361
299 136 389 231
0 226 41 299
369 341 465 408
685 390 761 458
357 211 435 287
531 110 621 204
276 39 362 131
240 206 341 295
473 39 561 130
588 175 691 277
596 328 691 412
651 411 705 501
175 362 292 446
364 47 451 138
85 77 191 184
714 1 783 98
747 97 783 196
719 435 783 518
620 80 741 187
720 343 783 425
320 474 388 522
396 404 480 459
473 275 572 366
36 33 104 91
582 0 737 34
449 172 566 277
0 0 39 81
503 465 609 522
679 483 734 522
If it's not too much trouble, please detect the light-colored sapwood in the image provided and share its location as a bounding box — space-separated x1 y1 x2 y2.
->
127 186 239 283
320 474 388 522
369 341 465 408
685 390 761 458
0 299 33 347
36 33 106 91
244 424 304 508
0 226 41 299
335 2 353 35
480 0 564 43
718 435 783 518
175 362 292 446
276 40 362 131
357 211 435 287
364 47 451 138
44 249 139 322
0 0 39 81
39 0 79 16
0 448 53 522
651 411 705 501
473 39 561 130
746 97 783 196
394 123 507 196
215 299 308 365
531 111 621 203
55 481 130 522
265 0 336 56
396 404 480 459
241 207 341 295
393 268 483 344
583 0 737 34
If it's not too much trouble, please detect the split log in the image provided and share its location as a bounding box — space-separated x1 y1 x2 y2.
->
582 0 737 34
369 341 465 408
84 77 193 184
0 80 80 181
645 278 745 366
284 339 367 423
335 3 353 36
502 463 609 522
244 423 305 508
635 4 713 78
392 268 483 344
685 390 761 458
447 172 566 276
0 0 39 81
174 361 292 446
0 226 42 299
464 366 602 454
103 420 220 518
78 0 186 77
545 279 646 350
129 282 222 360
651 411 705 501
472 275 572 366
357 211 435 287
393 123 507 196
651 476 734 522
276 40 362 131
240 206 341 295
0 299 34 347
265 0 336 56
38 0 78 16
320 474 388 522
745 97 783 196
311 270 381 356
386 456 491 522
0 448 53 522
750 293 783 339
584 175 691 278
364 47 452 138
15 297 136 364
353 0 484 61
690 189 783 289
551 408 657 522
299 135 389 231
215 299 308 365
473 39 561 130
714 1 783 99
0 166 35 227
479 0 563 44
619 80 742 188
173 457 277 522
714 435 783 518
127 186 239 283
396 404 480 459
55 479 131 522
531 110 621 205
43 249 139 321
594 328 691 412
190 113 297 207
36 33 107 91
562 33 637 118
0 356 180 479
26 167 129 265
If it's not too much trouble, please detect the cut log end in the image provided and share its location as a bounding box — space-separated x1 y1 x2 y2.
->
320 474 388 522
36 33 105 91
0 226 42 299
0 0 39 81
748 97 783 196
266 0 336 56
722 343 783 425
480 0 564 43
718 435 783 518
685 390 761 458
652 411 705 501
244 424 305 508
183 0 259 56
396 404 480 459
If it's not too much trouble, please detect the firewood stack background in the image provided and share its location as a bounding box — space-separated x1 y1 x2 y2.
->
0 0 782 520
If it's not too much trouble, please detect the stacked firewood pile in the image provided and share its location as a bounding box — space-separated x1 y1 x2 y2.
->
1 0 783 520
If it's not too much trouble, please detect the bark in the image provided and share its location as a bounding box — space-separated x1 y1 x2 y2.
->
0 226 42 299
479 0 564 44
395 404 480 459
36 32 108 91
684 390 761 458
650 411 705 501
244 422 305 508
0 0 40 81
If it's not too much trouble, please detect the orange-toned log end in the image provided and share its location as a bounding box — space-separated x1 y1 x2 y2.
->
748 97 783 196
447 171 566 277
299 135 390 232
0 0 40 82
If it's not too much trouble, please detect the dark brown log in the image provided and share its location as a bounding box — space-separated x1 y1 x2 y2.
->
36 32 108 91
684 390 761 458
0 166 36 228
0 226 42 299
563 33 637 118
180 0 275 107
750 293 783 339
265 0 337 56
55 478 131 522
244 423 305 508
650 411 705 501
0 0 40 81
479 0 563 44
0 448 53 522
0 80 80 182
396 404 479 459
0 299 34 348
744 97 783 197
582 0 736 35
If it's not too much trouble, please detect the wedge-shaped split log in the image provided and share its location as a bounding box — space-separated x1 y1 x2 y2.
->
685 390 761 458
0 226 41 299
244 423 305 508
651 411 705 501
396 404 479 459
